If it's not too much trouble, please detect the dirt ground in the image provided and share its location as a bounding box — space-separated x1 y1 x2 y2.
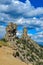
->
0 46 28 65
0 46 32 65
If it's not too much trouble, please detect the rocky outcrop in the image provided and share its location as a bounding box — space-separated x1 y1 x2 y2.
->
22 27 30 40
13 27 43 65
5 22 43 65
5 22 17 42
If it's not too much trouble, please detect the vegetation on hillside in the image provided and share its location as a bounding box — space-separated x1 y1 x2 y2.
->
0 38 9 47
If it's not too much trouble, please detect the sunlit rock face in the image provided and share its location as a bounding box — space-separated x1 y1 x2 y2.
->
22 27 30 41
5 22 17 42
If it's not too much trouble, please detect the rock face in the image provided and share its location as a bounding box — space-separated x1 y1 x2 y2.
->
5 22 17 42
22 27 28 40
5 22 43 65
22 27 30 41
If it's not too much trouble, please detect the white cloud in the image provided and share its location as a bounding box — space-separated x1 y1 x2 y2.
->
0 26 5 30
0 0 11 4
0 0 42 18
0 26 6 39
0 0 43 22
0 4 8 12
5 0 43 18
0 0 43 45
16 31 22 37
31 31 43 45
27 7 43 17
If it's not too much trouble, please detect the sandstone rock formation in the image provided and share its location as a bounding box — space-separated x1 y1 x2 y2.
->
5 22 43 65
22 27 30 41
5 22 17 42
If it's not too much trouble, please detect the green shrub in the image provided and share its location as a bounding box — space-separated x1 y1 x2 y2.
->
1 38 7 42
26 52 30 56
16 52 19 56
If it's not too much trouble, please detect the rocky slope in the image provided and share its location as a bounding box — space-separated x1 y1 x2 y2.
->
13 38 43 65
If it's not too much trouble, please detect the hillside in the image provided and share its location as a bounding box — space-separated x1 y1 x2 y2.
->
0 46 28 65
0 22 43 65
0 38 43 65
13 38 43 65
4 22 43 65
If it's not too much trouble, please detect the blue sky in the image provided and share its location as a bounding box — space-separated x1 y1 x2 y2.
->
19 0 43 8
0 0 43 46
